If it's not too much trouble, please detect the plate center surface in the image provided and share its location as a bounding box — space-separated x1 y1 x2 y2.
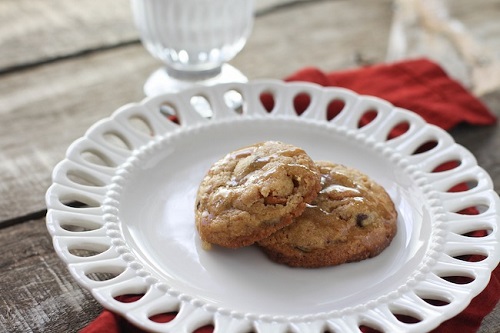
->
118 118 431 316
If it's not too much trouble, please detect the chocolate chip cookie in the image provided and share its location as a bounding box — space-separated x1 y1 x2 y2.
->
257 161 397 268
195 141 322 249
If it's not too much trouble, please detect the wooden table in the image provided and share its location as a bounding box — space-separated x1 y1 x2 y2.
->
1 0 499 331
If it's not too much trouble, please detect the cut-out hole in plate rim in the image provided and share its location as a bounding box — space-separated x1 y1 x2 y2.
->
46 80 500 333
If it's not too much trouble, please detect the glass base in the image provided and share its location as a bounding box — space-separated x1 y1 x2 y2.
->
143 63 248 97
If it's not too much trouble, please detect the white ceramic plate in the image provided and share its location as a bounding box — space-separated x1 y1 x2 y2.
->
46 80 500 333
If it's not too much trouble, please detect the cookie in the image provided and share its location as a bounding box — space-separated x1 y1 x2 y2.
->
195 141 321 249
257 161 397 268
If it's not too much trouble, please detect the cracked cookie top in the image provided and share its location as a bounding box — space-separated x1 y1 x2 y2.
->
195 141 321 249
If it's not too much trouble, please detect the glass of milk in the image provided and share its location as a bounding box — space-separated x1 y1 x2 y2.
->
131 0 254 96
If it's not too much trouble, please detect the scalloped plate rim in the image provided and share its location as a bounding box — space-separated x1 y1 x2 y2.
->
45 80 500 333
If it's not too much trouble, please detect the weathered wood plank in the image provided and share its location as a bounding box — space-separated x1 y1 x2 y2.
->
0 45 156 223
234 0 394 79
2 0 499 74
0 218 102 333
0 0 310 72
0 0 137 71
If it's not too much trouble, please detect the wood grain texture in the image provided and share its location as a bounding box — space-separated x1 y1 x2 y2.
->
0 0 137 71
0 0 310 72
0 218 102 332
234 0 394 79
0 45 155 223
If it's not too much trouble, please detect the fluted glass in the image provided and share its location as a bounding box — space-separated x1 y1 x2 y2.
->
131 0 254 81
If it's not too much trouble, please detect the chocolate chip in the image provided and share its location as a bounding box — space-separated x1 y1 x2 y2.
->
356 213 368 227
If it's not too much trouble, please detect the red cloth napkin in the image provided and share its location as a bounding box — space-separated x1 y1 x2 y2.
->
81 59 498 333
285 59 496 128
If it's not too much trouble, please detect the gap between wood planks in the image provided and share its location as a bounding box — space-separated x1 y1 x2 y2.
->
0 0 334 77
0 209 47 230
0 201 90 230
